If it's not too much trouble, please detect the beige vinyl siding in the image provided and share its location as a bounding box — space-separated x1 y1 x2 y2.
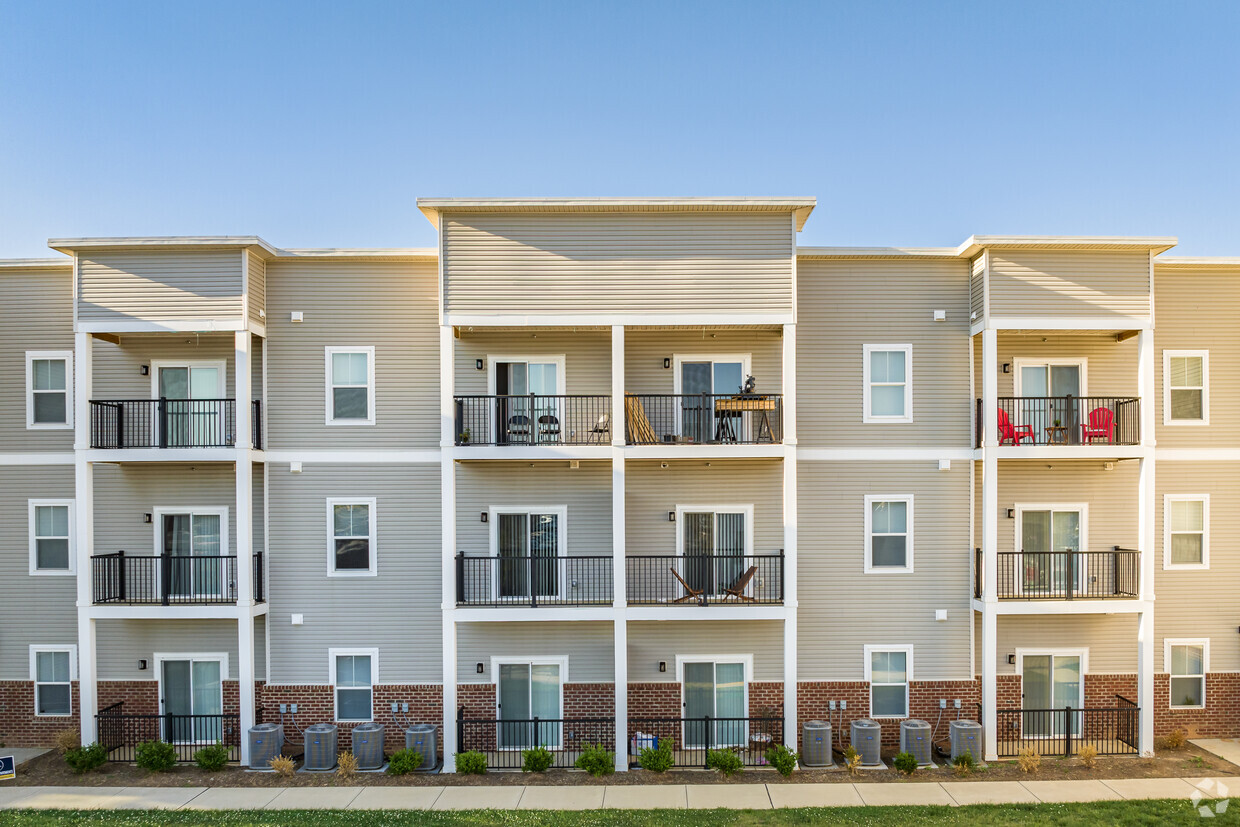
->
796 258 971 448
77 249 244 323
797 461 971 681
993 333 1139 397
1155 461 1240 671
628 620 784 682
265 463 441 684
93 464 239 555
987 249 1152 318
454 329 611 395
1154 266 1240 448
441 211 795 316
457 621 614 683
625 328 782 394
265 259 439 449
970 254 985 322
977 614 1138 675
96 618 265 682
92 333 237 399
0 266 74 452
247 253 266 325
0 466 77 678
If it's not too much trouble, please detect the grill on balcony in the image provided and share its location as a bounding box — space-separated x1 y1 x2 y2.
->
89 399 263 449
91 551 265 605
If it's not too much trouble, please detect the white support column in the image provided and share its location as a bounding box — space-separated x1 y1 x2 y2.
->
980 328 999 760
233 331 256 765
440 324 458 770
73 331 97 744
1136 328 1156 755
611 325 625 449
781 324 797 748
610 324 628 771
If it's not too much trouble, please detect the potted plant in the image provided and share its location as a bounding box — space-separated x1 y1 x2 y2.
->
458 428 471 444
1052 418 1061 428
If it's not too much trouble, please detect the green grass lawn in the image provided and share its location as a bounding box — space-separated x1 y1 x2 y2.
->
1 801 1231 827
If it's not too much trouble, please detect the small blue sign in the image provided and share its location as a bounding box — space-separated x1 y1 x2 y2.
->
0 756 14 781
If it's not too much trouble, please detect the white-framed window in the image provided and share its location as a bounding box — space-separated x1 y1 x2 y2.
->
327 498 377 576
329 648 377 722
30 645 76 716
489 506 568 602
1164 350 1208 425
864 495 913 573
1166 639 1207 709
864 645 912 718
29 499 74 575
492 656 568 749
863 344 912 423
26 351 73 429
325 346 375 425
1164 495 1209 570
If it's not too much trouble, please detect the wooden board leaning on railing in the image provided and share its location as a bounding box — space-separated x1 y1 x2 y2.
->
625 394 658 444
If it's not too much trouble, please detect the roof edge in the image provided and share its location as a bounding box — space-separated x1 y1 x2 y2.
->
956 235 1178 257
797 246 959 259
0 257 73 269
48 236 280 258
417 197 818 230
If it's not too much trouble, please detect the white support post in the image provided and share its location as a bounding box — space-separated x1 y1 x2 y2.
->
233 331 256 765
1136 329 1156 755
980 328 999 760
440 324 458 770
781 324 797 749
610 324 627 770
611 325 625 448
73 331 97 744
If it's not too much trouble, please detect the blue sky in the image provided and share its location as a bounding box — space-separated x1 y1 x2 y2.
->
1 1 1237 256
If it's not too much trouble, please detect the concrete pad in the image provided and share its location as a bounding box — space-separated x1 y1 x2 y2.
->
8 748 50 767
17 786 126 809
110 786 208 809
1021 779 1122 803
854 782 956 806
182 787 282 809
603 784 687 809
941 780 1040 805
432 785 524 810
0 786 45 808
1101 777 1201 800
685 783 771 810
517 785 606 810
349 786 445 809
767 783 865 808
265 787 363 809
1192 740 1240 769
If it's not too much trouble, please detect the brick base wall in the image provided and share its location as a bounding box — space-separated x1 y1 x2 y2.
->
257 684 442 756
0 681 81 747
798 680 981 749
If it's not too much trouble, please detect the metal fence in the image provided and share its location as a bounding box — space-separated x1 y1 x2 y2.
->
976 396 1140 447
456 713 616 770
626 553 783 605
91 552 265 605
626 716 784 768
455 553 612 607
90 399 263 448
986 549 1140 600
625 394 782 445
995 699 1139 757
454 395 612 446
97 701 242 763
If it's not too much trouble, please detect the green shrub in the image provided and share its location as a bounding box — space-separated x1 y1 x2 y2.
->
706 748 744 777
951 751 976 776
764 743 798 777
455 750 487 775
574 742 615 777
638 737 675 773
192 742 230 772
387 748 425 775
135 739 178 772
522 744 554 773
65 742 108 774
893 751 918 775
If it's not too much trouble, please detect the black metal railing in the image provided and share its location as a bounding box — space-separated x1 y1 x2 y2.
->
454 395 611 446
627 716 784 768
977 396 1140 447
456 711 616 770
974 548 983 599
455 552 612 607
995 699 1139 757
625 394 782 445
97 701 241 763
626 553 783 605
91 552 265 604
89 399 263 449
980 549 1140 600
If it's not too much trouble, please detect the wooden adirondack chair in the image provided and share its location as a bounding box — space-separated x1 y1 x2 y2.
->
723 565 758 602
670 567 705 604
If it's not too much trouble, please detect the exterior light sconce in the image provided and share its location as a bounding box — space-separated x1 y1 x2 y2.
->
139 365 150 376
475 359 484 370
144 513 152 523
668 511 675 522
659 661 667 673
663 358 671 369
138 659 147 671
476 662 485 674
1002 363 1011 373
1006 508 1015 519
1008 654 1016 665
480 512 488 523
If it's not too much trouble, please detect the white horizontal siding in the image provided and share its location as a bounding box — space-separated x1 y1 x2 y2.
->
980 614 1139 675
78 249 244 323
988 249 1151 318
247 253 266 324
92 333 237 399
94 463 239 556
970 255 985 321
96 618 265 681
454 329 611 396
990 333 1139 397
457 621 614 683
626 328 782 395
628 620 784 682
0 267 74 451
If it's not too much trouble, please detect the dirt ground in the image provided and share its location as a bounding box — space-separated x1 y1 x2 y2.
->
11 742 1240 788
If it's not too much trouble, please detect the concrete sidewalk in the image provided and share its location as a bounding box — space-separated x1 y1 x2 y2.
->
0 776 1233 810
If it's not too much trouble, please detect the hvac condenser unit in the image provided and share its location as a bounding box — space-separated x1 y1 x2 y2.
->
248 723 284 769
850 719 883 767
899 719 933 767
949 719 983 763
800 721 833 767
406 724 438 771
304 723 338 771
352 722 385 770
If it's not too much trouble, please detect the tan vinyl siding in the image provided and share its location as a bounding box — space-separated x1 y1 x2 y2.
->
454 329 611 395
987 249 1152 318
0 466 77 678
797 461 972 681
628 620 784 682
626 329 782 394
1155 461 1240 671
0 267 74 452
441 211 795 316
77 249 244 323
970 254 985 322
1154 266 1240 448
978 614 1138 675
92 333 237 399
265 463 441 684
457 621 614 683
797 258 971 448
993 333 1139 397
93 464 239 555
96 618 265 681
247 253 266 324
265 260 439 449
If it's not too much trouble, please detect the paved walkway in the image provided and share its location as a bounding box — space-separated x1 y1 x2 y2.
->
0 776 1234 810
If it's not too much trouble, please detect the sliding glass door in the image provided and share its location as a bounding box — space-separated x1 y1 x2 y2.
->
496 511 561 601
1021 654 1082 737
683 661 747 748
497 662 562 749
682 510 747 598
1019 508 1083 595
162 512 225 599
162 658 223 744
679 359 744 442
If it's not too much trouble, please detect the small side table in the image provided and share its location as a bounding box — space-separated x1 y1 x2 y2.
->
1045 426 1068 445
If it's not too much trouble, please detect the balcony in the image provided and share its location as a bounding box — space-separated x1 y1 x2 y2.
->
97 701 241 763
995 697 1138 757
455 553 613 607
976 397 1139 447
91 551 265 605
975 548 1140 601
89 399 263 449
454 395 611 446
625 394 783 445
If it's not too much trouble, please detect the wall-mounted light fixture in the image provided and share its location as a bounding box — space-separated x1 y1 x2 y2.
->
144 513 152 524
475 359 484 370
1007 654 1016 665
659 661 667 673
668 511 676 522
138 659 148 671
1002 363 1011 374
1006 508 1015 519
663 358 671 369
476 662 485 674
139 365 150 376
481 512 488 523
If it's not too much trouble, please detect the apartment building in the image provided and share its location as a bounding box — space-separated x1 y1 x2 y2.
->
0 198 1235 770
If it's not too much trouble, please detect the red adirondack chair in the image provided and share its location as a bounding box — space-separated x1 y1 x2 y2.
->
997 408 1035 444
1081 407 1115 443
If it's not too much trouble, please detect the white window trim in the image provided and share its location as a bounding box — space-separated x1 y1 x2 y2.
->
485 355 568 396
670 354 754 395
1014 648 1089 713
29 498 76 575
490 655 569 743
487 506 569 600
1163 494 1210 571
1164 638 1209 709
326 497 378 577
862 344 913 424
863 644 913 719
152 507 230 555
148 359 228 398
29 645 77 717
1012 358 1089 397
25 351 73 430
1163 349 1209 426
863 495 914 574
325 346 376 426
329 647 379 723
